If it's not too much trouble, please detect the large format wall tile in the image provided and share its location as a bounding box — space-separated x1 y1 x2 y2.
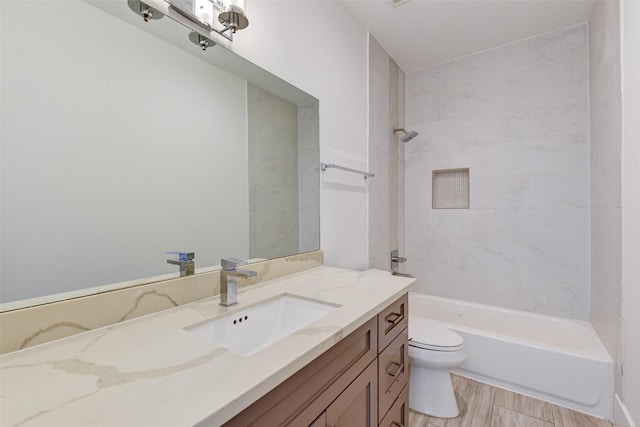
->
529 24 589 67
589 0 622 386
501 57 588 108
529 96 589 138
405 24 590 319
368 36 406 272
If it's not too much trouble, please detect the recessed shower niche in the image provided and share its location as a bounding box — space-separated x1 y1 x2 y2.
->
432 168 470 209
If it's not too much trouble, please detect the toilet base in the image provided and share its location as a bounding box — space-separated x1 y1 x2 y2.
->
409 366 459 418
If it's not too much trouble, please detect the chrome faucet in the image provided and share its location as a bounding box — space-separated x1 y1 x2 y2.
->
390 250 413 278
219 258 257 306
166 251 195 277
390 249 407 271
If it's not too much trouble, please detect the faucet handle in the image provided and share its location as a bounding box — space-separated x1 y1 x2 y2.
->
221 257 247 271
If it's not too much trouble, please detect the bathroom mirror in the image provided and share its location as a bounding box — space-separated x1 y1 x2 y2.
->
0 0 320 308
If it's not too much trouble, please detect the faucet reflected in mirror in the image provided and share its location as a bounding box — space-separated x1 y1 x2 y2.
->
219 258 257 306
166 251 195 277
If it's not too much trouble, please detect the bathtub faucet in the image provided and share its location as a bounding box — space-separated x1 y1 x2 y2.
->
391 249 407 272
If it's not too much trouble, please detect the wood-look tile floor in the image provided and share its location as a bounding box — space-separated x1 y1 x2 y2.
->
408 374 613 427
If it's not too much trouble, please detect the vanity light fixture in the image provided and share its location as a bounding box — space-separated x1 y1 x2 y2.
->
168 0 249 41
217 0 249 33
128 0 249 42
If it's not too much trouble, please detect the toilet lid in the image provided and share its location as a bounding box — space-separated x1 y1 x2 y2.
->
409 317 464 351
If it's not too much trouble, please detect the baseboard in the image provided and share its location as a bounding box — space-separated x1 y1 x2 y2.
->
615 394 637 427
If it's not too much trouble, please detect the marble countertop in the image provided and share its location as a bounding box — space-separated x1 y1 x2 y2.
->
0 267 414 426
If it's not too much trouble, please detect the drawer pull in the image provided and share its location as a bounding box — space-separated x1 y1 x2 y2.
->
385 312 403 327
386 361 404 378
391 423 404 427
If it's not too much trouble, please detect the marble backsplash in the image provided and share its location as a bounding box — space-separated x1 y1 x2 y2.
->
0 251 323 355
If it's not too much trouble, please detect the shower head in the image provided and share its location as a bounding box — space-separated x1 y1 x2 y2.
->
393 128 419 143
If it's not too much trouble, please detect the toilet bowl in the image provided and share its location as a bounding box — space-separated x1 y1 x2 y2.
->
409 316 467 418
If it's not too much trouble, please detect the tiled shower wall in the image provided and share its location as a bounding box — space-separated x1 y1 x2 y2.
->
589 0 622 398
404 24 590 319
369 36 406 271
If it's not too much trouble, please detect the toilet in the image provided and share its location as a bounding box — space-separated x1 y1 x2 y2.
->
408 316 467 418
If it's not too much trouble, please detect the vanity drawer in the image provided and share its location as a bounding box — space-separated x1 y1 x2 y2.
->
379 384 408 427
378 328 408 423
378 294 408 352
222 317 377 427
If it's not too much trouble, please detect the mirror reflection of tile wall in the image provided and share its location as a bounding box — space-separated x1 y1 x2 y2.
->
247 85 320 259
297 102 321 253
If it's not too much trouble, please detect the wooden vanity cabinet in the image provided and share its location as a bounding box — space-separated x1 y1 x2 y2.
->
222 294 408 427
377 294 408 351
309 414 326 427
378 329 408 423
379 385 409 427
376 294 409 426
223 318 377 427
324 361 378 426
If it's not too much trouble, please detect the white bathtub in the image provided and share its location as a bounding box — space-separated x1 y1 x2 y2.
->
409 292 613 419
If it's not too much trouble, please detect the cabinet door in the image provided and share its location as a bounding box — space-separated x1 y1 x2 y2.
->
326 361 378 427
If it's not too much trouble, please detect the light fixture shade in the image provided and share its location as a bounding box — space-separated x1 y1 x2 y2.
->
167 0 215 28
218 0 249 32
194 0 215 28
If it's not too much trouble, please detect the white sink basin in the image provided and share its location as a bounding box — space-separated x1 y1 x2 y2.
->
186 295 339 357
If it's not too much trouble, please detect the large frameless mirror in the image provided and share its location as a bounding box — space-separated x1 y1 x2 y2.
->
0 0 320 309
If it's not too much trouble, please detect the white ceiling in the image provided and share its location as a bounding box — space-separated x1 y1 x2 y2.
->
341 0 595 72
